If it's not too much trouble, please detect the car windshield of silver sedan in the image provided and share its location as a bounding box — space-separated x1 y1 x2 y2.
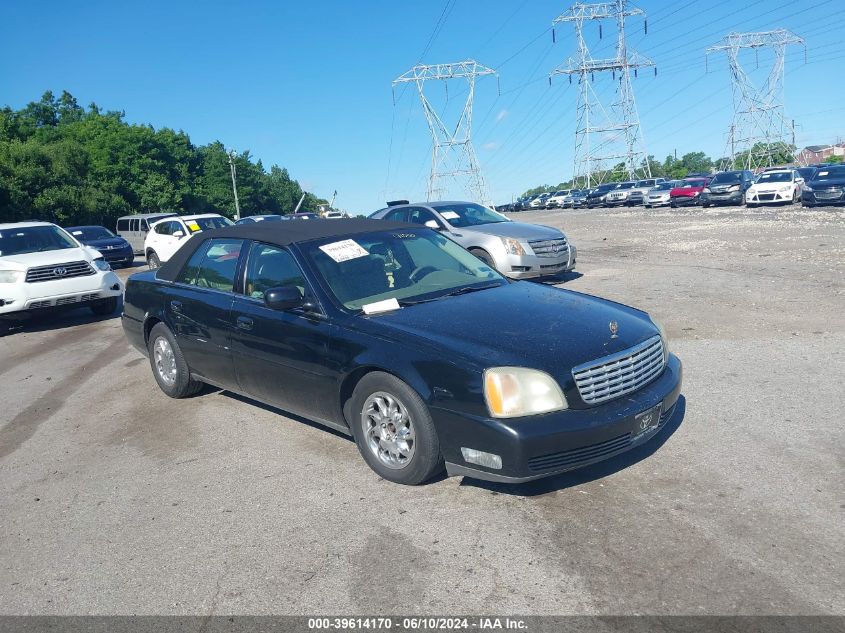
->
302 229 506 311
0 225 78 256
434 203 509 228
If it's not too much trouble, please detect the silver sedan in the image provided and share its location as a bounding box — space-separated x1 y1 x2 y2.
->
370 201 576 279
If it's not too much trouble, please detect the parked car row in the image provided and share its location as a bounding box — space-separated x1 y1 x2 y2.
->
502 164 842 211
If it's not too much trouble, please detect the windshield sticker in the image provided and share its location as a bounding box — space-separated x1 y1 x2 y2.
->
319 239 369 263
362 297 400 315
440 211 460 220
72 230 83 235
819 171 828 176
186 221 201 232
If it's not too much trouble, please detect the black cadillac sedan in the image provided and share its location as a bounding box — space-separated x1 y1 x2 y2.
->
122 220 682 485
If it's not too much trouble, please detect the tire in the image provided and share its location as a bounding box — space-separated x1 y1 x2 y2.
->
147 250 161 270
670 201 677 208
349 372 444 485
147 322 203 398
469 248 496 269
90 296 118 316
701 202 710 208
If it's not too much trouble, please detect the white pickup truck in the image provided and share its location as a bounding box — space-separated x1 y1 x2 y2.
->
0 222 123 333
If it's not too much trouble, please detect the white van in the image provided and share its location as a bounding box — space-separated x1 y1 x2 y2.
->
116 213 178 255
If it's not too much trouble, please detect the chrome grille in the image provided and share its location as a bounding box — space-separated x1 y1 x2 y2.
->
572 335 665 405
528 237 568 258
25 261 95 283
815 188 842 200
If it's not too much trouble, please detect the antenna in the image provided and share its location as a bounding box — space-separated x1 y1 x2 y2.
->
393 60 497 205
550 0 654 189
706 29 805 170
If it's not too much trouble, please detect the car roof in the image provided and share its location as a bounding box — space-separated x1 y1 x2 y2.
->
156 218 414 283
0 221 56 230
117 212 178 220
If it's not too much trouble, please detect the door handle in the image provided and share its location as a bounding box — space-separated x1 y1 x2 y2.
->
170 300 182 313
236 316 254 331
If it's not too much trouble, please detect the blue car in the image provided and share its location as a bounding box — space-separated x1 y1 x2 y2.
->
66 225 135 267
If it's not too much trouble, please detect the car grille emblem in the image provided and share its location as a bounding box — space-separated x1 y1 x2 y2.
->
53 267 68 276
609 321 619 338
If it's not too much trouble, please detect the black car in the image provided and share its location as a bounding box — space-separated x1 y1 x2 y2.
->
122 220 682 485
802 164 845 207
65 225 134 267
586 183 619 208
700 170 754 207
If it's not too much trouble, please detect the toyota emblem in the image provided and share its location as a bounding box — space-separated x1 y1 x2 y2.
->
53 267 68 276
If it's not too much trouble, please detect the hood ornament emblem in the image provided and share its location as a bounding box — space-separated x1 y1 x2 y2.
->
609 321 619 338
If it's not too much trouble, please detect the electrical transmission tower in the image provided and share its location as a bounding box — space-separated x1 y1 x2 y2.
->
706 30 805 171
393 60 497 205
551 0 654 188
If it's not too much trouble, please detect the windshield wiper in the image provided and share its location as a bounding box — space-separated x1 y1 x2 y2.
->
440 282 503 298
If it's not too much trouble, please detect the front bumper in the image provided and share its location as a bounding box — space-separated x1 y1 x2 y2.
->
746 189 794 204
605 196 630 207
96 246 135 265
802 189 845 205
671 195 700 206
501 244 577 279
439 354 683 483
0 271 123 316
645 195 670 207
701 190 743 205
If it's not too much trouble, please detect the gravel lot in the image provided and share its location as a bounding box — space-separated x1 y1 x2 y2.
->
1 204 842 616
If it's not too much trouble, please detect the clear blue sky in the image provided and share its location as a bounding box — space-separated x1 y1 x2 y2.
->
2 0 843 212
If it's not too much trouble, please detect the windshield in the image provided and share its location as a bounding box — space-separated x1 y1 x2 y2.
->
618 182 635 189
0 225 78 257
755 172 792 183
812 166 845 180
302 229 506 311
434 203 509 228
654 182 675 191
681 179 707 188
68 226 115 241
710 172 742 184
187 216 235 233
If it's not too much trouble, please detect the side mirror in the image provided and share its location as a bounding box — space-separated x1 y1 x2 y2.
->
424 220 442 230
264 286 304 311
173 230 185 239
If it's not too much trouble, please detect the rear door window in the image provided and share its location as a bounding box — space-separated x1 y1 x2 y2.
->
178 239 244 292
117 219 130 232
382 208 408 222
130 219 139 232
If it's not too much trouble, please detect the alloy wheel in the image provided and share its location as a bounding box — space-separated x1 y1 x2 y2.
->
361 392 415 469
153 336 177 386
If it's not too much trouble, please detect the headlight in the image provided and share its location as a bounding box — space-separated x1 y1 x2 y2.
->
0 270 24 283
484 367 568 418
500 237 526 256
778 185 792 192
728 185 740 192
93 258 111 271
702 188 711 194
803 185 813 192
651 317 670 363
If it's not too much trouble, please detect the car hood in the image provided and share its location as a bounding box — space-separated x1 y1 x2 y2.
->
0 246 97 270
364 282 658 403
455 222 563 240
81 236 129 248
671 186 705 195
749 183 792 191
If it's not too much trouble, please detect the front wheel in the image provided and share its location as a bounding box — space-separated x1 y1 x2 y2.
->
350 372 444 485
90 296 118 316
147 251 161 270
147 323 203 398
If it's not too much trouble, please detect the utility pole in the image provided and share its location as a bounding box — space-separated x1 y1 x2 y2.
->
393 60 498 205
228 150 241 221
550 0 654 189
706 29 805 170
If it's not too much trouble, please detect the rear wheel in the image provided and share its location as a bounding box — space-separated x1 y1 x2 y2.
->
147 251 161 270
469 248 495 269
147 323 203 398
90 296 118 316
349 372 444 485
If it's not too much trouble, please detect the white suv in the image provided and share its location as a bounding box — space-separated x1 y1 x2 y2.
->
144 214 233 269
0 222 124 331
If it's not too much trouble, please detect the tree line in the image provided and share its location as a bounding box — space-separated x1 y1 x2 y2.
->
0 91 325 227
520 144 799 198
